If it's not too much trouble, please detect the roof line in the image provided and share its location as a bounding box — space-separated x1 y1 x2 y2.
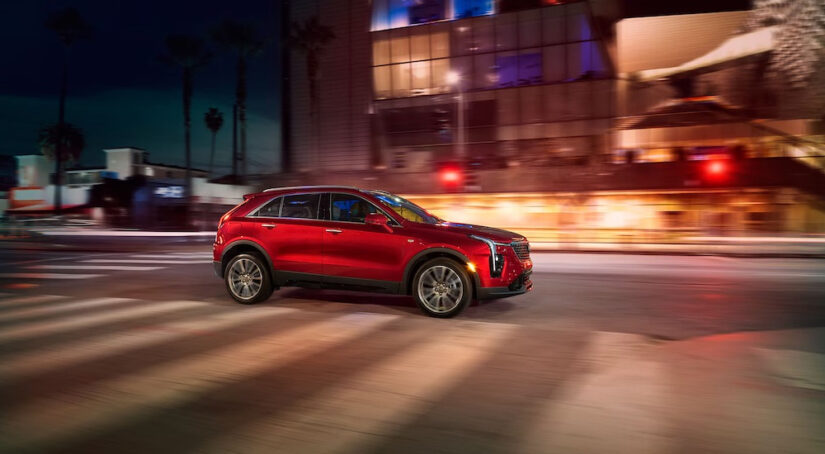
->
262 185 363 192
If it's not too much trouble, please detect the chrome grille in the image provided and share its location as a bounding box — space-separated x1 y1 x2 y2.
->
511 241 530 260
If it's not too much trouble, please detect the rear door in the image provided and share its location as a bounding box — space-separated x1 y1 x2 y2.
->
247 192 325 276
321 192 409 283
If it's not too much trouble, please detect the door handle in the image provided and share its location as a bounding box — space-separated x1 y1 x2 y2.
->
262 224 277 229
325 229 342 234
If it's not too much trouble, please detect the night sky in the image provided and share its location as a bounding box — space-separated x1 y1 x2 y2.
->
0 1 281 174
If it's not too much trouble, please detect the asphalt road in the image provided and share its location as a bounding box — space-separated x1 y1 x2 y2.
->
0 245 823 453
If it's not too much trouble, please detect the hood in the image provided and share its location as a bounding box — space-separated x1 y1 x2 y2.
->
434 222 525 243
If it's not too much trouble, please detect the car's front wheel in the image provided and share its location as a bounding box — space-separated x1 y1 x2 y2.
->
412 258 473 318
225 253 273 304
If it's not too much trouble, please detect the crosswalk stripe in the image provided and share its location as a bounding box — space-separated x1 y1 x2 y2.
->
2 306 298 380
0 297 134 323
0 300 205 344
519 332 670 454
0 295 66 310
0 312 397 451
27 265 166 271
203 321 515 454
82 259 206 264
0 273 103 280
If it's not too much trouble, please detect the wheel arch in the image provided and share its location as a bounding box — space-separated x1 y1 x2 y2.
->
402 248 480 298
220 239 274 277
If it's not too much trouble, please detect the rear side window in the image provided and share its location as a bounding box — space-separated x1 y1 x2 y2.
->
281 193 321 219
256 196 282 217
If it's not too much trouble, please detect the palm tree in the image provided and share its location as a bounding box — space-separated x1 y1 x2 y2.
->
204 107 224 176
210 20 265 179
159 34 211 198
289 16 335 166
45 7 92 214
38 123 85 165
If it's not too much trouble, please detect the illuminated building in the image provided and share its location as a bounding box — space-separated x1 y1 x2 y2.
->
280 1 825 236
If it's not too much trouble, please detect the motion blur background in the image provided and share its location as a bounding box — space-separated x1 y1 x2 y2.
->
1 0 824 249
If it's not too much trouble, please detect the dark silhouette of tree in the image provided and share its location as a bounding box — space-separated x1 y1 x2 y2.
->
210 20 264 179
159 34 211 198
290 16 335 164
45 7 92 214
38 123 85 164
204 107 224 176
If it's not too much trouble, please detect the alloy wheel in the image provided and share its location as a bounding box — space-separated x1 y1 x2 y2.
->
417 265 464 314
228 257 263 300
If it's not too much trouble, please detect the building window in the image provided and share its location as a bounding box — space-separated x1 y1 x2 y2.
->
370 2 610 100
391 63 411 98
374 66 391 99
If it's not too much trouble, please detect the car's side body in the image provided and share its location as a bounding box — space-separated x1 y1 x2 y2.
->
213 186 532 311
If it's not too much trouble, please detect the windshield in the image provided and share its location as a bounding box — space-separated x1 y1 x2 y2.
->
368 191 441 224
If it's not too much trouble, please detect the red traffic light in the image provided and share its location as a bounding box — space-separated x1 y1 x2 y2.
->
704 159 730 181
440 169 461 183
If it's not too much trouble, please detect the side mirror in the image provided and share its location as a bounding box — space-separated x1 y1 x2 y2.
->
365 212 391 229
365 212 389 226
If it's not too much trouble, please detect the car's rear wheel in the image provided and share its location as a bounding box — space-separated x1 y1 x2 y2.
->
225 253 273 304
413 258 472 318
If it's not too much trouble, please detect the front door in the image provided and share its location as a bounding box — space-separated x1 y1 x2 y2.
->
322 192 408 283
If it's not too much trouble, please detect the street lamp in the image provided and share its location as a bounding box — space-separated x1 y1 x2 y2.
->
446 70 465 160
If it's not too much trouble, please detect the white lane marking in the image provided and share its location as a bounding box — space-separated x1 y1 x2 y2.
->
520 332 670 454
0 297 134 323
0 295 66 309
27 265 166 271
38 230 215 237
0 300 205 344
2 306 298 380
203 322 515 454
131 254 213 259
82 259 206 264
0 273 103 280
0 312 397 451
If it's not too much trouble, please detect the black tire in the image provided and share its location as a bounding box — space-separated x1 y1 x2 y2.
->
412 258 473 318
224 253 274 304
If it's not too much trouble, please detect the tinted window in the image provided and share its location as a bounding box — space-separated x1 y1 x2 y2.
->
281 193 321 219
331 193 381 223
256 197 282 217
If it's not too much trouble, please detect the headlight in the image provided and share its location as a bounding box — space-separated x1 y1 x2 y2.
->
469 235 506 277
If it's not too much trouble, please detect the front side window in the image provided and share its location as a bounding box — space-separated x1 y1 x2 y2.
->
330 193 381 223
281 193 321 219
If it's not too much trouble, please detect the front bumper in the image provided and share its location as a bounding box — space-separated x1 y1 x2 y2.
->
213 261 222 278
477 269 533 300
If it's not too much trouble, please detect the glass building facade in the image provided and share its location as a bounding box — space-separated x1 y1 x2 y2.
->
369 0 615 168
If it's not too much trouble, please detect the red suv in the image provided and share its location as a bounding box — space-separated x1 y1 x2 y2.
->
212 186 532 317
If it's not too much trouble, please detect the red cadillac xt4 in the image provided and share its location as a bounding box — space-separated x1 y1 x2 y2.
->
213 186 532 317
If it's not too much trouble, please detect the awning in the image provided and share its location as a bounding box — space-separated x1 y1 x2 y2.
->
638 26 777 81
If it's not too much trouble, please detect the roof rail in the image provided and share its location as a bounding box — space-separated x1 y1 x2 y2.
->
262 185 362 193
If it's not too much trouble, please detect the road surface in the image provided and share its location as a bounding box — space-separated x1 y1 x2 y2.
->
1 245 823 453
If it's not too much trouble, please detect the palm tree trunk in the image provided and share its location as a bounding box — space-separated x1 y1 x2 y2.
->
183 67 192 201
55 48 69 215
209 131 216 176
236 56 247 179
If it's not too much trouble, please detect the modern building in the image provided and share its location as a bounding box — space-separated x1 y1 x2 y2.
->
280 1 825 236
287 0 618 172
